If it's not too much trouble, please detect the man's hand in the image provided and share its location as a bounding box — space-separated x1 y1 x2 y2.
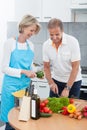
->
50 83 58 94
61 88 69 97
44 62 58 94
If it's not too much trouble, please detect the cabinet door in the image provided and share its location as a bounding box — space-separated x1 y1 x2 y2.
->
42 0 71 22
72 0 87 4
37 82 50 99
32 81 50 99
15 0 42 21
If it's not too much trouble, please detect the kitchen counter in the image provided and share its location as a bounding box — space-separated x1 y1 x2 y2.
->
31 77 47 83
8 100 87 130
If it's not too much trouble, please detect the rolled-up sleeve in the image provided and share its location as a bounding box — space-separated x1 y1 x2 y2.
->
71 39 81 62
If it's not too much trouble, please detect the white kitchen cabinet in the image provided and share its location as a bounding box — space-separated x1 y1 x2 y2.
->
71 0 87 22
15 0 42 21
71 0 87 9
37 82 50 99
15 0 71 22
42 0 71 22
31 78 50 99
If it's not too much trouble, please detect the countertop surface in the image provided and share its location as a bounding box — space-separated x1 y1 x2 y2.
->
31 77 47 83
8 100 87 130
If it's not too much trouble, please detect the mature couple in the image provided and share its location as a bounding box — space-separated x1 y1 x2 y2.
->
0 14 81 130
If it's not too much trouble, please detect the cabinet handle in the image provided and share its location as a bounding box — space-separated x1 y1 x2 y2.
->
39 86 46 88
44 17 51 19
35 17 40 19
79 3 87 5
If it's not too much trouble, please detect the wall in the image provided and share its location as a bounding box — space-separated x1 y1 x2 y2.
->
0 0 15 93
66 23 87 67
7 22 87 67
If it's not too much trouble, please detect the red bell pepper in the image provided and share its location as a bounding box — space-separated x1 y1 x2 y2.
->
62 106 69 115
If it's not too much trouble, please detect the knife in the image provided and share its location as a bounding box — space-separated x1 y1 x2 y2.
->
25 88 28 96
57 93 61 97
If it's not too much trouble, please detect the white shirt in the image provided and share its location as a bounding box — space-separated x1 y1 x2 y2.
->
1 38 34 78
43 33 82 82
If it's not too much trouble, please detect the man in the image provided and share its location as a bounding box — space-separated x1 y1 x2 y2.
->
43 18 82 98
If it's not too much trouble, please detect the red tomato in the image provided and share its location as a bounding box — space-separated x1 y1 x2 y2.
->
69 98 74 104
40 102 46 109
43 99 49 105
40 109 44 113
83 105 87 111
83 111 87 117
48 110 53 114
43 107 50 113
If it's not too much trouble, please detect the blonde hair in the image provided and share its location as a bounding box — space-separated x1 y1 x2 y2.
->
18 14 41 34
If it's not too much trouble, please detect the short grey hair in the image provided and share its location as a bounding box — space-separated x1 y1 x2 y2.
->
18 14 41 34
48 18 63 31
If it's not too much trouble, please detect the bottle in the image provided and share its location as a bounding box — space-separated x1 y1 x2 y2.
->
30 87 40 120
29 80 34 97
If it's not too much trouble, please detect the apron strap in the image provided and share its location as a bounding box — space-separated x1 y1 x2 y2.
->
15 37 30 50
16 37 18 49
26 40 30 50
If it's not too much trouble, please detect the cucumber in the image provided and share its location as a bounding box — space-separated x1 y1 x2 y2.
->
40 112 52 117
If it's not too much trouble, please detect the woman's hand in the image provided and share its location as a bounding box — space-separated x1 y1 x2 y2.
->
61 88 69 97
21 70 36 78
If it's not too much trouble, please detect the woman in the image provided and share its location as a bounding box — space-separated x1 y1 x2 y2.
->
0 14 40 130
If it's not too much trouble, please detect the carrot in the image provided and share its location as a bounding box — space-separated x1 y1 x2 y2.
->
69 113 74 118
75 111 81 116
74 114 78 119
77 115 82 120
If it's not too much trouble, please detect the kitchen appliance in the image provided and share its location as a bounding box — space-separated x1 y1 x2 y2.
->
71 0 87 22
80 67 87 100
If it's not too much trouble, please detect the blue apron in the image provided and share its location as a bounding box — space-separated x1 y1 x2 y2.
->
0 38 34 122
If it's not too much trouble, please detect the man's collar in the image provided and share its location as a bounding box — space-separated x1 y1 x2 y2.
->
62 33 67 45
